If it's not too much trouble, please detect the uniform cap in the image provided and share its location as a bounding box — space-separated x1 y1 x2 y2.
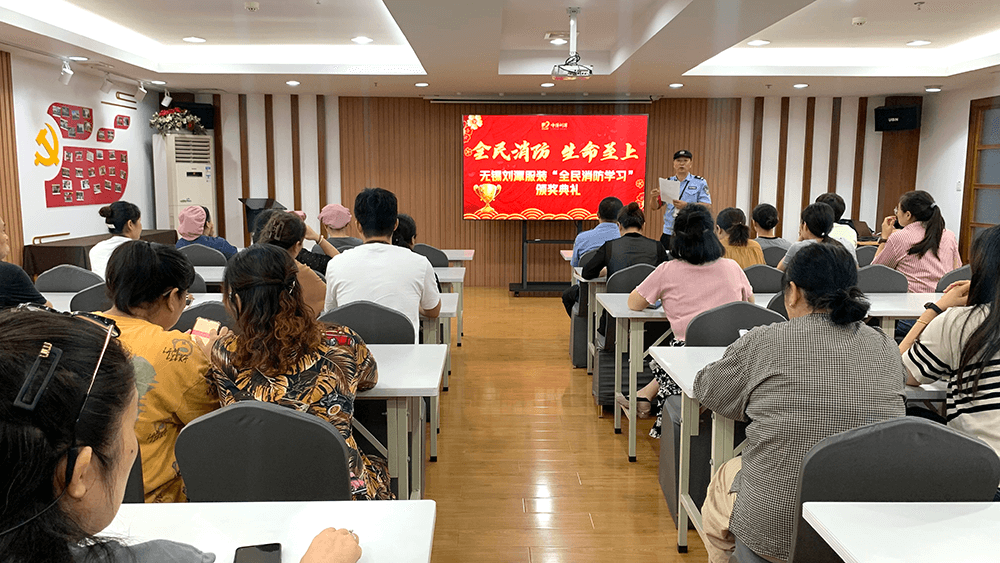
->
673 149 693 160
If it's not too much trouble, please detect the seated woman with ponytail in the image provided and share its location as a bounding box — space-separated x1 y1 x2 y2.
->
777 202 856 272
716 207 765 269
257 212 331 316
203 244 392 500
873 190 961 293
89 201 141 278
582 202 667 280
697 243 905 563
0 309 364 562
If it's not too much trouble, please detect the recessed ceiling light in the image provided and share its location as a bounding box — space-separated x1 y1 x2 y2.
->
669 83 683 89
793 83 809 89
286 80 300 86
182 36 206 43
550 38 568 46
925 85 942 93
415 82 429 87
149 80 166 85
67 56 89 62
747 39 771 47
907 40 932 46
541 82 555 88
352 36 374 44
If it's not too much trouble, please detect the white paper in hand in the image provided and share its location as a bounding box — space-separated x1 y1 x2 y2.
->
659 178 681 200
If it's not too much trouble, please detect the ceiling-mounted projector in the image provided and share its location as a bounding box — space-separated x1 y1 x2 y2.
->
551 7 592 81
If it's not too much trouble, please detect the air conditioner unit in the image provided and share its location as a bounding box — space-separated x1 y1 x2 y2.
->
152 134 216 233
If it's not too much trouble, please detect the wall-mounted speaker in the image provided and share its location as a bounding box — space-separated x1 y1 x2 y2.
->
874 105 921 132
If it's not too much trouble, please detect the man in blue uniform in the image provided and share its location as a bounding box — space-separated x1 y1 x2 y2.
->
650 150 712 250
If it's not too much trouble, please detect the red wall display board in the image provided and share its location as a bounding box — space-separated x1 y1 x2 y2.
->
39 103 129 208
462 114 648 220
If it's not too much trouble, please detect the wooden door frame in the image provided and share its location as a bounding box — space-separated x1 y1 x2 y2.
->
960 95 1000 261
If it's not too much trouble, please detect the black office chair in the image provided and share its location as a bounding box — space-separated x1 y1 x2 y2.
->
936 264 971 293
172 301 234 333
743 264 784 293
189 272 208 293
685 301 786 347
855 245 877 267
69 283 111 312
34 264 103 292
412 243 449 267
319 301 414 344
785 418 1000 563
175 401 353 502
856 264 908 293
578 249 599 272
122 445 144 503
762 246 787 268
606 263 655 294
178 244 228 266
767 292 788 320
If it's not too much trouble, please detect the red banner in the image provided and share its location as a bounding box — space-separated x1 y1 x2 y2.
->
462 114 648 220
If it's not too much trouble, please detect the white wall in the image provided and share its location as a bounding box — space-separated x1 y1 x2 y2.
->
11 54 158 242
916 80 1000 247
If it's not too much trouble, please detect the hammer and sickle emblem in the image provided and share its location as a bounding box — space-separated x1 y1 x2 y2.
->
34 123 60 166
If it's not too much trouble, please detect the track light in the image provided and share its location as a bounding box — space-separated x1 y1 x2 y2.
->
135 82 147 102
59 61 74 85
161 89 172 107
100 75 115 94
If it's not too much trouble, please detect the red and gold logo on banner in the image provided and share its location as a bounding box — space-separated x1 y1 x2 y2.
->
462 114 648 220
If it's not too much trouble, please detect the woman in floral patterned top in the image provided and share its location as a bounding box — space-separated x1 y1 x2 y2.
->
203 244 392 500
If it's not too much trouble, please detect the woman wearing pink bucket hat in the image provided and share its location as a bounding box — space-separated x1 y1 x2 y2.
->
175 205 238 259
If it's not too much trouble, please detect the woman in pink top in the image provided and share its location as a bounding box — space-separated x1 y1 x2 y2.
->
627 204 754 436
873 191 961 294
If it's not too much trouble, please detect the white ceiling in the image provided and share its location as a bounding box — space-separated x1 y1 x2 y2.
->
0 0 998 98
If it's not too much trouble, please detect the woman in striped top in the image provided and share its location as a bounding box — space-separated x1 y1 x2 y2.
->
872 190 961 293
900 224 1000 498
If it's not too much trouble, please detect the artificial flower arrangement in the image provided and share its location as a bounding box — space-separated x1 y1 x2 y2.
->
149 108 207 136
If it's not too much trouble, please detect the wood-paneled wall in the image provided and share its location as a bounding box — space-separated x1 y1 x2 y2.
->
878 96 923 221
338 97 742 287
0 51 24 266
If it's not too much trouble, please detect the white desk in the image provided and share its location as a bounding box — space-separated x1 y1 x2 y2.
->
560 249 573 261
360 344 446 500
442 248 474 267
101 500 436 563
194 265 226 284
648 346 946 554
754 292 941 332
595 292 671 462
419 293 458 462
434 267 465 346
44 292 220 312
803 502 1000 563
573 267 607 374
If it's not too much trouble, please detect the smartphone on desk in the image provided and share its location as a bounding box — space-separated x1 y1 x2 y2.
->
234 543 281 563
190 317 220 346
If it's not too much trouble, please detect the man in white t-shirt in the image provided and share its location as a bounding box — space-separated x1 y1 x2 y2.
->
816 193 858 252
324 188 440 338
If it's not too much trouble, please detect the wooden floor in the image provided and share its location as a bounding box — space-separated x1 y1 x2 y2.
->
425 287 707 563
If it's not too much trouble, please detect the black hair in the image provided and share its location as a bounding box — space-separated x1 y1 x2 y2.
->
354 188 398 238
752 203 779 231
393 214 417 250
0 310 135 563
105 241 195 315
200 206 211 224
899 190 946 258
257 212 306 251
782 242 869 325
98 201 140 235
815 193 846 221
801 202 835 242
716 207 751 247
617 202 645 230
956 225 1000 395
598 197 624 222
251 209 282 243
670 204 725 265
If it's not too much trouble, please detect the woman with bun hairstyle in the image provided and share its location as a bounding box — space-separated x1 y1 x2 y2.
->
175 205 238 259
777 202 855 271
202 244 392 500
873 190 961 293
697 242 905 563
257 212 331 316
89 201 141 278
96 241 221 503
582 202 667 280
716 207 765 269
751 203 790 253
0 308 364 563
625 204 753 431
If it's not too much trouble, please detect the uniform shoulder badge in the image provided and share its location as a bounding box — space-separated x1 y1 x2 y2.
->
693 174 705 181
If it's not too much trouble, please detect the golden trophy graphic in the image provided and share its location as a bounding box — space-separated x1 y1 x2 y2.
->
473 183 502 214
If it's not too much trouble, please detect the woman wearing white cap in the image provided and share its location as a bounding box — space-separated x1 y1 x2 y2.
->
175 205 238 259
318 204 362 252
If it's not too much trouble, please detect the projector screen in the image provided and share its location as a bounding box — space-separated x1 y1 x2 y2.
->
462 114 648 220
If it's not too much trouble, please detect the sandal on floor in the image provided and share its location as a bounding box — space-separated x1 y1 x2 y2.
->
616 395 654 419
